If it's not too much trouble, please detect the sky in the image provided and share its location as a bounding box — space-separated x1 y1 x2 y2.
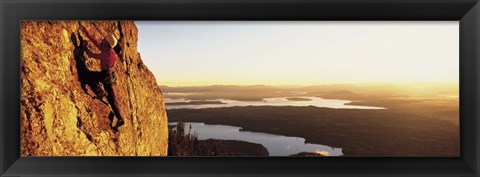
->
135 21 458 87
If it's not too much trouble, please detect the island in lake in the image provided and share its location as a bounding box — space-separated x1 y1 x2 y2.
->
286 97 313 101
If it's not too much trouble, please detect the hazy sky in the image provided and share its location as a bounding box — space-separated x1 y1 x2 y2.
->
136 21 458 86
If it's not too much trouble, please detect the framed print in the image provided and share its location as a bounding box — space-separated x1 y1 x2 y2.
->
1 0 479 176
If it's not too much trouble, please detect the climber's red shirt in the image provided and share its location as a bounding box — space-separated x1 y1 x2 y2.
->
84 30 118 70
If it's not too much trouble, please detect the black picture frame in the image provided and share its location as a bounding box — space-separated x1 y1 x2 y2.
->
1 0 479 176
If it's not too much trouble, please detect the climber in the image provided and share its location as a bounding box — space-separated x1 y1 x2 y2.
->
79 23 125 129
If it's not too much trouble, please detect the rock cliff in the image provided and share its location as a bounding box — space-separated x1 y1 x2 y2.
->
20 21 168 156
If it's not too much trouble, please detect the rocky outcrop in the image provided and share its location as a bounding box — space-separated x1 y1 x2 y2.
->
20 21 168 156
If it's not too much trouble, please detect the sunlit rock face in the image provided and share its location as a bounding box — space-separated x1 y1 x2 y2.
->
20 21 168 156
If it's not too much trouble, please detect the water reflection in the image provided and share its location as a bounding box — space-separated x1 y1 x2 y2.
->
169 122 344 156
165 96 385 110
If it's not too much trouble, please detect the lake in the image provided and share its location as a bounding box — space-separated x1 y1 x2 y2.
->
169 122 344 156
165 96 385 110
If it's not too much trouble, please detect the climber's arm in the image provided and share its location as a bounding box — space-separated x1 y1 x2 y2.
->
85 49 102 60
80 24 102 49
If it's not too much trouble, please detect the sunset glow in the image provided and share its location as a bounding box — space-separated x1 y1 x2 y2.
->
315 150 330 156
136 21 458 86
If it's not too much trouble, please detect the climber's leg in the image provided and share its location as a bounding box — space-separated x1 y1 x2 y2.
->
106 87 125 128
87 71 107 99
102 71 125 128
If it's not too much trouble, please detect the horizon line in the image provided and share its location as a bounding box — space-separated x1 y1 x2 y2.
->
158 81 460 87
